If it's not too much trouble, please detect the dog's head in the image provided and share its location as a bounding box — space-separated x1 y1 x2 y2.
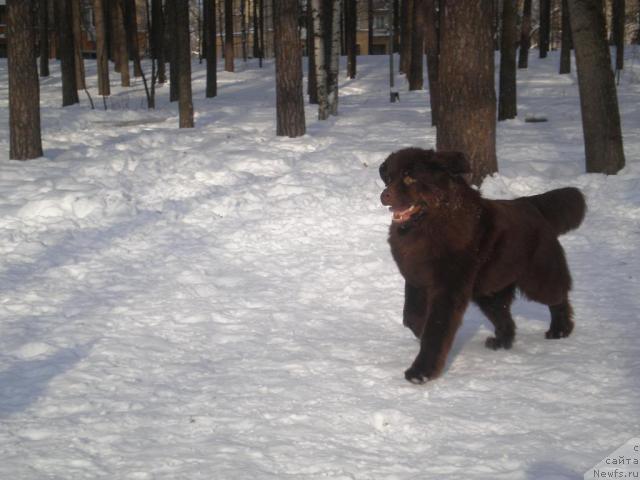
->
379 148 470 224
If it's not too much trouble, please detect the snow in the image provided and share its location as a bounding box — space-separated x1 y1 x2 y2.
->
1 51 639 479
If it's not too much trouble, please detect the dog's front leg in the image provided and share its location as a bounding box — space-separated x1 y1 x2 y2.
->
404 292 470 384
403 282 428 338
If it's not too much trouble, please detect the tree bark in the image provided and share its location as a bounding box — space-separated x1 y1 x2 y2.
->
424 0 439 125
71 0 85 89
539 0 550 58
274 0 306 136
166 0 178 101
151 0 166 83
498 0 517 120
58 0 79 105
437 0 497 185
559 0 572 73
566 0 625 173
367 0 373 53
518 0 532 68
176 0 194 127
224 0 235 71
313 0 328 119
307 0 318 102
400 0 413 72
327 0 341 115
8 0 43 160
39 0 50 77
114 0 130 86
124 0 142 77
408 0 425 90
204 0 217 98
94 0 111 96
345 0 356 78
612 0 624 70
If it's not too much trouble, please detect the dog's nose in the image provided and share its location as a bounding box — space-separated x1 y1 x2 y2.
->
380 189 391 206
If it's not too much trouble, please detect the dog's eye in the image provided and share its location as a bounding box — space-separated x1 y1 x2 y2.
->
403 176 417 186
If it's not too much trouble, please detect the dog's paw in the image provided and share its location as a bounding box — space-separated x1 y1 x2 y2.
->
404 365 432 385
545 321 574 339
485 335 513 350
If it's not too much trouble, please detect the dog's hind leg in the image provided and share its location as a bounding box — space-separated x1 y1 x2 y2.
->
474 284 517 350
546 299 574 339
403 282 428 338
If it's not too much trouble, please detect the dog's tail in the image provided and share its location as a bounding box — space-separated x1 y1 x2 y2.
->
523 187 586 235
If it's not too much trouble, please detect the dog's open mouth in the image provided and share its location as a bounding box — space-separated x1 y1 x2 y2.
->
391 205 422 223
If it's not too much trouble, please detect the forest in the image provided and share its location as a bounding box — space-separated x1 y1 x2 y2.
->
1 0 640 479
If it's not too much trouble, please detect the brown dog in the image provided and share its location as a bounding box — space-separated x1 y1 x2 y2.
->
379 148 586 384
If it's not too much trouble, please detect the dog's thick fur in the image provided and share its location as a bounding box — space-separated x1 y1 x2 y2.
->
379 148 586 384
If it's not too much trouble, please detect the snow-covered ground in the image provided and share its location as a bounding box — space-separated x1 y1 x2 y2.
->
1 52 639 479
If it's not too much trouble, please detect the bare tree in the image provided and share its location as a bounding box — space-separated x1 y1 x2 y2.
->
176 0 194 127
567 0 625 173
8 0 43 160
400 0 413 72
166 0 178 101
498 0 517 120
437 0 497 185
113 0 130 86
274 0 306 136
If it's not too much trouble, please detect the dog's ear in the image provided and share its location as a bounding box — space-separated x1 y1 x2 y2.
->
435 151 471 175
379 160 389 183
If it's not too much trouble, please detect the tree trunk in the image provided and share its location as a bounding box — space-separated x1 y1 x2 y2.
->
345 0 356 78
252 0 259 57
393 0 400 52
424 0 439 125
71 0 85 89
94 0 111 96
437 0 497 185
400 0 413 72
58 0 79 105
518 0 532 68
39 0 50 77
313 0 328 119
498 0 517 120
539 0 550 58
152 0 166 83
166 0 178 101
176 0 194 127
8 0 43 160
408 0 425 90
114 0 130 86
612 0 624 70
224 0 235 71
327 0 341 115
367 0 373 53
240 0 247 61
307 0 318 102
566 0 625 173
259 0 264 65
124 0 142 77
274 0 306 136
559 0 571 73
205 0 217 97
